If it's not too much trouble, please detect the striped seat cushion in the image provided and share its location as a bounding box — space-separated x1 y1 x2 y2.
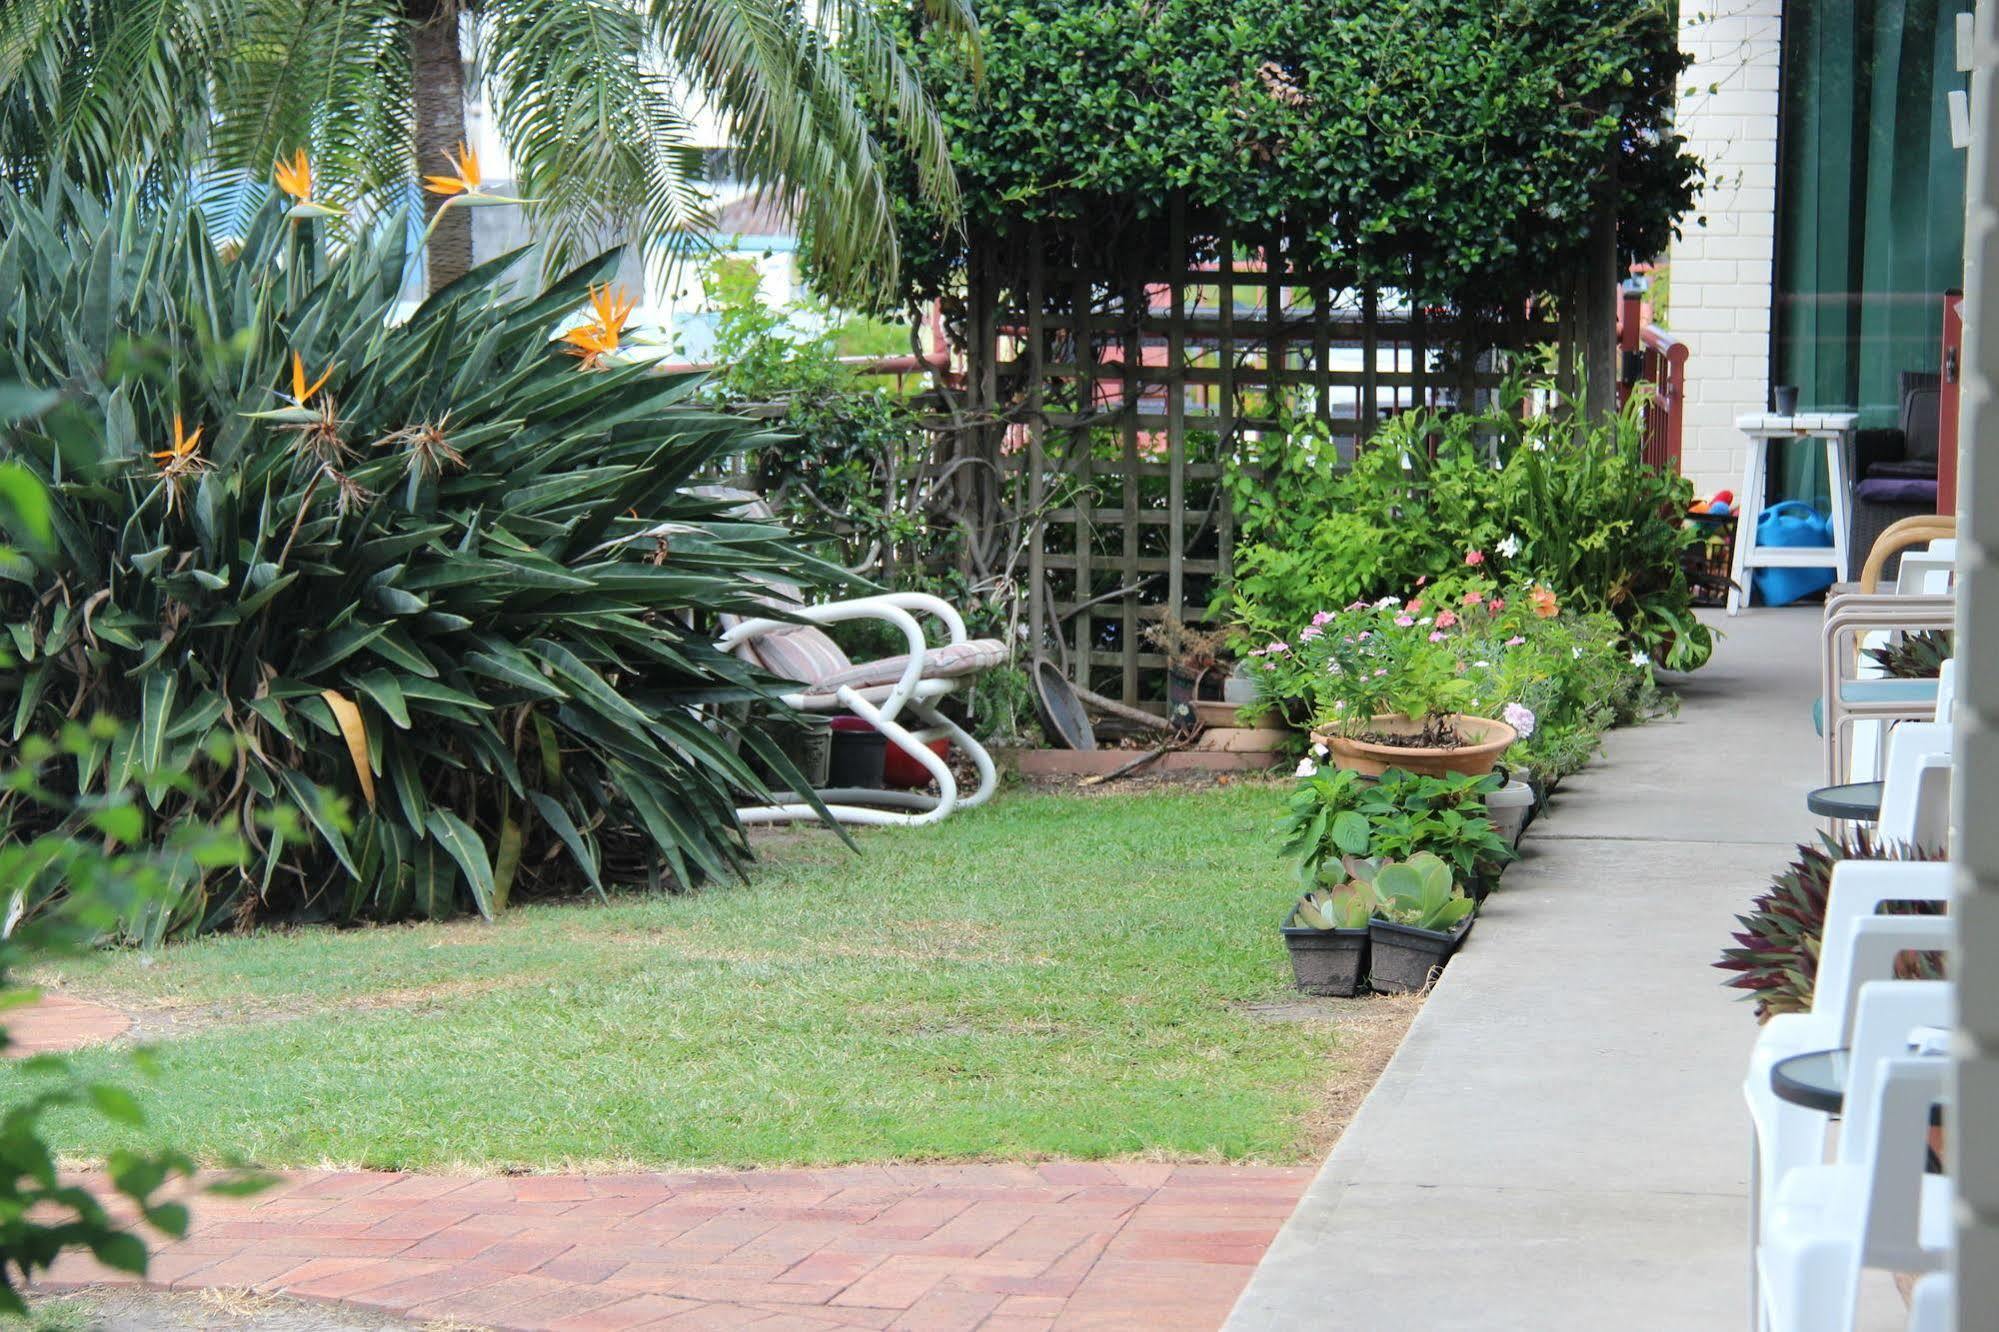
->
748 626 852 685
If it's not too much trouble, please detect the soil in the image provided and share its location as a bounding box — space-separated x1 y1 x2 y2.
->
30 1287 422 1330
1353 719 1466 750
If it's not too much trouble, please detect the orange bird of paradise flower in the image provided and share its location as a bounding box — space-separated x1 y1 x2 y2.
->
151 413 203 467
290 352 334 407
560 284 636 370
274 149 344 219
424 143 483 198
150 413 210 514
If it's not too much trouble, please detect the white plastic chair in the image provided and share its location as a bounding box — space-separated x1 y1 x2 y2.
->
1874 721 1952 851
1744 861 1952 1324
1908 1272 1950 1331
1758 981 1953 1332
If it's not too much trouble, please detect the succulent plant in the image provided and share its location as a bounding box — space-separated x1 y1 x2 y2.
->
1347 851 1476 932
1293 881 1374 930
1714 830 1945 1021
1861 629 1953 680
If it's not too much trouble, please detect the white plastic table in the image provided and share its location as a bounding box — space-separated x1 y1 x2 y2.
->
1727 412 1858 615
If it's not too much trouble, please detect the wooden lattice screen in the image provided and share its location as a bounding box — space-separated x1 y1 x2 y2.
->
950 203 1559 709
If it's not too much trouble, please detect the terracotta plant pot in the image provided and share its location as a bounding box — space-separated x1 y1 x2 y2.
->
1313 714 1517 779
1192 699 1278 730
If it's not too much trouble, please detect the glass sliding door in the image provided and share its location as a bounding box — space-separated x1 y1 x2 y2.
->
1773 0 1969 502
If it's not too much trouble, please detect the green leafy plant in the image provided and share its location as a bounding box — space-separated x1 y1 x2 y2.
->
1715 831 1946 1021
1292 880 1374 931
1349 852 1476 933
0 727 276 1311
0 184 835 936
1226 384 1713 673
0 448 272 1303
1279 764 1512 887
1862 629 1953 680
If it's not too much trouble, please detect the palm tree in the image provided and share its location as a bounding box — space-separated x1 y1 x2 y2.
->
0 0 972 297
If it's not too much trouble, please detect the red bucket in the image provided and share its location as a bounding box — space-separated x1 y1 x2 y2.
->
882 736 950 788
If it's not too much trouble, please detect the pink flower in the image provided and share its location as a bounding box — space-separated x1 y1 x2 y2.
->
1428 631 1447 643
1489 598 1506 613
1505 635 1526 646
1357 631 1371 641
1465 549 1485 566
1394 615 1415 627
1415 575 1429 587
1347 600 1368 611
1435 610 1458 628
1311 610 1335 627
1463 591 1484 606
1407 598 1423 613
1374 668 1388 677
1299 625 1323 641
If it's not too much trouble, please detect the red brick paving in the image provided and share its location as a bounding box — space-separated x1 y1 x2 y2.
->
38 1163 1310 1329
19 995 1310 1328
6 991 129 1056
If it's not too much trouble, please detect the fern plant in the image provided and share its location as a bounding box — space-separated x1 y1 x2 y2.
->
0 183 833 937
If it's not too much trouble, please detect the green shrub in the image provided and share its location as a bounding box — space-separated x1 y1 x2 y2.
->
1225 384 1712 671
865 0 1696 311
1278 766 1511 888
0 186 829 935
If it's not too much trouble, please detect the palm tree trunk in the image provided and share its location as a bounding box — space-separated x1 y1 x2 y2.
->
407 0 472 293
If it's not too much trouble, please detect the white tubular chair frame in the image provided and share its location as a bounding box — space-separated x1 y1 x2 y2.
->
1819 593 1955 785
718 593 998 829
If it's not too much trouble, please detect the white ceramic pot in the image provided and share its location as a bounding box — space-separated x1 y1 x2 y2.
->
1485 778 1535 846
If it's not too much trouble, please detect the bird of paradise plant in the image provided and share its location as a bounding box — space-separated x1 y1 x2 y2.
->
0 181 834 938
273 150 344 220
421 143 530 209
560 284 636 370
148 413 209 515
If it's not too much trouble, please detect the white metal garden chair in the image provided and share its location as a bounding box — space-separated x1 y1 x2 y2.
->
694 488 1005 828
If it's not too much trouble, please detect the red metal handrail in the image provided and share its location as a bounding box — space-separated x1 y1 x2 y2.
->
1618 286 1688 473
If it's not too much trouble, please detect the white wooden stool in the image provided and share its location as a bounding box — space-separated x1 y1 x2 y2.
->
1727 412 1858 615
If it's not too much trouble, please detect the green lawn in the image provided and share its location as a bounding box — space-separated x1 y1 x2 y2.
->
20 784 1367 1173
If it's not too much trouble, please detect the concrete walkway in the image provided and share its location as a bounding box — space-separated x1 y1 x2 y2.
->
1228 609 1829 1330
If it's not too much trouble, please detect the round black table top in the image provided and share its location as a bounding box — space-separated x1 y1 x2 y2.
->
1807 781 1885 822
1771 1048 1847 1115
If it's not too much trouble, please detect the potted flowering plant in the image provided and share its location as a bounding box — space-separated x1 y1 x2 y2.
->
1253 593 1515 777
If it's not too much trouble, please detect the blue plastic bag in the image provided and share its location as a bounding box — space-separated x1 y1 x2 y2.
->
1752 499 1837 606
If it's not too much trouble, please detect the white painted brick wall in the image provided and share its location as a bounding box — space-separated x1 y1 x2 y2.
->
1668 0 1785 496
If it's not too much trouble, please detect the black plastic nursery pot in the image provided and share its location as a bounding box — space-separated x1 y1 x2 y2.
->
1280 909 1369 997
1367 916 1474 994
827 719 888 788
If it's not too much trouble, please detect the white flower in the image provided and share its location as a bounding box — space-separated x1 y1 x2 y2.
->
1496 533 1521 559
1373 595 1400 610
1573 647 1583 659
1531 439 1547 452
1311 741 1329 759
1474 659 1490 668
1295 759 1318 778
1631 651 1651 668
